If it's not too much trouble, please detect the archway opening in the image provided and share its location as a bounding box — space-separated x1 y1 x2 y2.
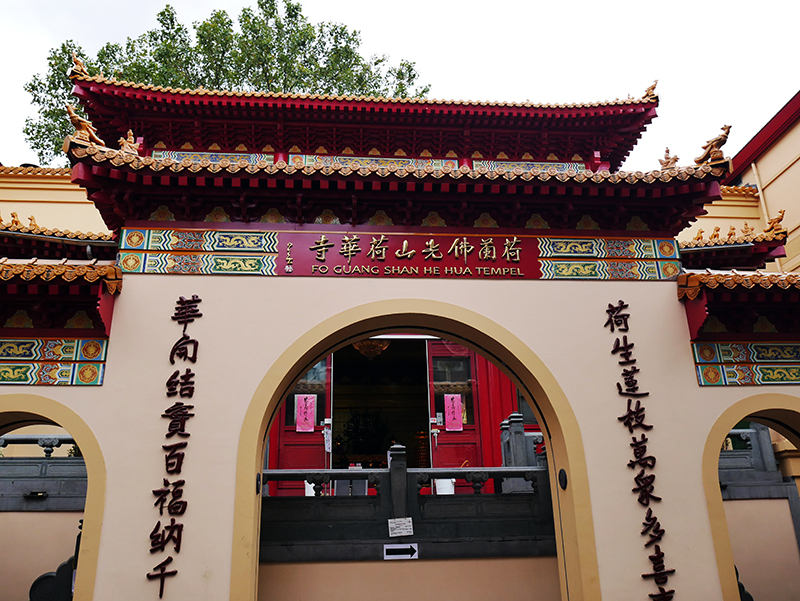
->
707 400 800 601
233 301 599 601
0 411 88 601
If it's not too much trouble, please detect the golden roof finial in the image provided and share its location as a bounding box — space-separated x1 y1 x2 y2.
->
28 215 39 229
764 209 786 233
66 105 105 146
693 228 704 242
643 80 658 100
68 51 90 79
118 130 140 155
695 125 731 164
658 147 678 170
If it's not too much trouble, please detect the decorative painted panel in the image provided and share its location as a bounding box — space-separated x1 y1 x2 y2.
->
472 161 585 173
693 342 800 386
0 338 107 386
119 227 681 281
290 154 457 171
151 151 273 164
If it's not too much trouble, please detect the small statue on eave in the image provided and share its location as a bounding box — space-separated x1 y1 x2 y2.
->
741 222 754 236
764 209 786 233
658 147 679 170
66 105 105 146
28 215 39 229
694 125 731 164
68 51 90 78
709 226 721 241
643 80 658 100
727 225 736 240
10 212 21 227
693 229 704 242
118 130 140 155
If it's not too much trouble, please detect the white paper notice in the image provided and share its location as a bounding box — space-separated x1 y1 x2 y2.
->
387 517 414 538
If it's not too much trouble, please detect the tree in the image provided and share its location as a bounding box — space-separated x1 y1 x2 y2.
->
24 1 430 165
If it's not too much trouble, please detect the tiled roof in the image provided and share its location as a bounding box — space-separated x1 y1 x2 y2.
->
0 222 114 242
0 166 71 176
70 74 658 109
679 229 786 250
0 262 122 294
67 140 726 185
677 270 800 300
719 185 759 197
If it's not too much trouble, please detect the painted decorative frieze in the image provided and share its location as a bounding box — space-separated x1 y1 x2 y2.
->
0 338 107 386
119 227 681 281
693 342 800 386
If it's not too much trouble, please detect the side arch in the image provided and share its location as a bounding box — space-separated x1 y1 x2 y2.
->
702 392 800 601
231 298 601 601
0 393 106 601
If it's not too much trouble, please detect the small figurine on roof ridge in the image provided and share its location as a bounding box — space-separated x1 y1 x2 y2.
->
643 80 658 100
658 147 678 170
68 51 90 79
764 209 786 233
741 222 754 236
10 212 21 227
694 125 731 164
693 229 704 242
28 215 39 229
727 226 736 240
709 226 720 242
66 105 105 147
118 130 140 155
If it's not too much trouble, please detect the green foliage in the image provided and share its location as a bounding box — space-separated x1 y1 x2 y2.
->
24 1 430 165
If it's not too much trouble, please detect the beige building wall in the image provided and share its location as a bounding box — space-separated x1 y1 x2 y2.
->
259 557 560 601
0 511 84 601
0 170 111 234
3 274 795 601
724 499 800 600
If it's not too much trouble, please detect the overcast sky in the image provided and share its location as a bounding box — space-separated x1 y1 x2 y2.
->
1 0 798 170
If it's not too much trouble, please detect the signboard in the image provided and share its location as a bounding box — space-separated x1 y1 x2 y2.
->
444 394 463 431
383 543 419 560
295 394 316 432
388 517 414 537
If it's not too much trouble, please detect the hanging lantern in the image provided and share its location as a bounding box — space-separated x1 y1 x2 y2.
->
353 339 390 360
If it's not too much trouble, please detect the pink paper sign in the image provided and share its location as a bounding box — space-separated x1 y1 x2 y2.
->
444 394 463 431
295 394 316 432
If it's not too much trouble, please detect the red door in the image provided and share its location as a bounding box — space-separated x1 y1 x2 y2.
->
267 358 331 496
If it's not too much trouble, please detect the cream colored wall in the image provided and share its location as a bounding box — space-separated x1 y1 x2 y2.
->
738 121 800 271
2 274 800 600
724 499 800 600
258 557 560 601
0 173 110 234
0 511 83 601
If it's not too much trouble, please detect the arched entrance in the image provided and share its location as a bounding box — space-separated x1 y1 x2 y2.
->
704 393 800 601
0 394 106 601
231 299 600 601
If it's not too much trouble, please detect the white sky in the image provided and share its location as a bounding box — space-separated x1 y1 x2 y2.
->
1 0 798 170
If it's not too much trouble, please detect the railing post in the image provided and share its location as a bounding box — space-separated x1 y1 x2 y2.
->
388 444 407 518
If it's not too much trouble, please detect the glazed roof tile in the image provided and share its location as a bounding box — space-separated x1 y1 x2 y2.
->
0 261 122 294
719 185 759 197
67 139 725 186
0 222 114 242
677 270 800 300
679 229 786 250
71 74 658 110
0 166 72 176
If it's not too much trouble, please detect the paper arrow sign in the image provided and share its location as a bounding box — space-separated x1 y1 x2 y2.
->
383 543 419 560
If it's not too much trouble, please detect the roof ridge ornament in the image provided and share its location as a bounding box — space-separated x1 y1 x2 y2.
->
695 125 731 164
658 147 678 170
764 210 786 234
66 105 105 147
68 51 90 79
643 80 658 101
118 130 141 155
